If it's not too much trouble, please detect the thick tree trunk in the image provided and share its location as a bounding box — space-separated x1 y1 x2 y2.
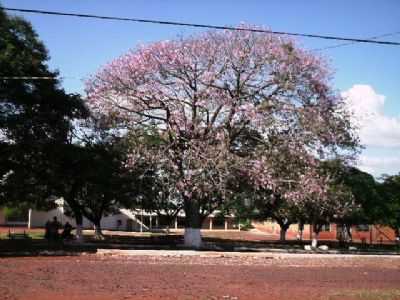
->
75 224 83 241
298 222 304 241
183 200 202 248
346 224 353 241
93 221 104 240
75 213 83 242
184 228 202 248
278 223 290 242
311 233 318 248
299 230 303 241
311 223 320 248
279 228 288 241
276 219 291 242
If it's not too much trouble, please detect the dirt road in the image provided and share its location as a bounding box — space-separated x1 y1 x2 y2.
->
1 252 399 300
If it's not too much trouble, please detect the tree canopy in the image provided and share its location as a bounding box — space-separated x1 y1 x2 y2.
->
380 173 400 236
86 26 359 247
0 8 87 207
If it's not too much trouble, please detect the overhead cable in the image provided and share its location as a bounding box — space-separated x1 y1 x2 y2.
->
3 7 400 46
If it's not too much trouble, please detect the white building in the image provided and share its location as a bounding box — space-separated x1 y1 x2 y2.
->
1 199 238 231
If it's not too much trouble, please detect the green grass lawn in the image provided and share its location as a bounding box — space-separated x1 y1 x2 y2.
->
0 231 44 240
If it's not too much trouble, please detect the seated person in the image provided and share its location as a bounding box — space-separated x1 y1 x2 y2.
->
49 216 61 240
61 222 73 239
44 220 51 240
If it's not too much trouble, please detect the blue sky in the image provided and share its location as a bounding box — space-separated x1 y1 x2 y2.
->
2 0 399 176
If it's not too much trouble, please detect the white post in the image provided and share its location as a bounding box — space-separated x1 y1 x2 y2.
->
224 219 228 231
60 200 64 225
28 209 32 229
209 218 213 231
155 216 159 228
175 217 178 230
140 209 143 233
149 215 153 230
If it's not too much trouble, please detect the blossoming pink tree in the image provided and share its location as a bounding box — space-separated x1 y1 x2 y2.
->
86 26 358 248
243 138 357 243
282 169 356 247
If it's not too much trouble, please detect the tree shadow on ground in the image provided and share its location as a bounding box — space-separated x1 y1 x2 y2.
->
1 233 398 257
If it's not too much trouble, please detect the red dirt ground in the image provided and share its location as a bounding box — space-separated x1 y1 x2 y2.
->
1 253 399 300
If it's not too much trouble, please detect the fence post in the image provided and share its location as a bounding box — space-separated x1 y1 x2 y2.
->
149 215 152 230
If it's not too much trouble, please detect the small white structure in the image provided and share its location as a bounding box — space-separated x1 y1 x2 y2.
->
28 206 153 231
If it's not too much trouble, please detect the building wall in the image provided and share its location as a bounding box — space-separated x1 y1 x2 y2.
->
252 220 311 239
351 225 396 244
29 207 240 232
30 208 152 231
99 212 144 231
201 216 237 230
252 220 397 243
30 208 75 228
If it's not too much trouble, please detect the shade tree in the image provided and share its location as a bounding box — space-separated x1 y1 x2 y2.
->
0 8 87 209
47 116 151 239
320 160 383 241
380 173 400 238
86 26 358 247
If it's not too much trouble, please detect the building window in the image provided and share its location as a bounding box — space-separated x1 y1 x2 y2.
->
355 224 370 232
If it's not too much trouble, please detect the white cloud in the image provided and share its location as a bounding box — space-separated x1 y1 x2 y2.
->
342 84 400 176
357 155 400 177
342 84 400 148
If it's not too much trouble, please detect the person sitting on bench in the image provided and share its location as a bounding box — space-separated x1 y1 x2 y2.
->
47 216 61 240
61 222 73 240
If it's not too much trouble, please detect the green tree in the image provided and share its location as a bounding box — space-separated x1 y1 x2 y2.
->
46 117 154 239
321 160 382 240
59 141 144 239
0 8 87 208
380 173 400 238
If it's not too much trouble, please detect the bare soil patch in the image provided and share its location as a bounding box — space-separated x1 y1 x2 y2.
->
1 252 399 300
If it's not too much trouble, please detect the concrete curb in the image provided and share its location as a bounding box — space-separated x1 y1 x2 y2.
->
96 249 400 258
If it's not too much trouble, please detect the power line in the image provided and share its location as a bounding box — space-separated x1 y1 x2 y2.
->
3 7 400 46
312 31 400 51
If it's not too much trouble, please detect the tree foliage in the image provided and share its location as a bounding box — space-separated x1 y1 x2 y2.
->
86 26 359 247
321 160 382 225
380 173 400 236
0 8 87 207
